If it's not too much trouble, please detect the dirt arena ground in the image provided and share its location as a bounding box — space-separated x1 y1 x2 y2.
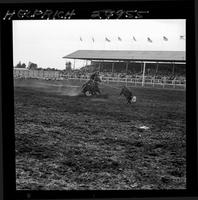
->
14 79 186 190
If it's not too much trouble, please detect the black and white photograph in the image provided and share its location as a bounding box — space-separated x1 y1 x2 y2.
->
13 19 186 190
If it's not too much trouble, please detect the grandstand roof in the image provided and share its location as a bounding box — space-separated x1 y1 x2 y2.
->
63 50 186 62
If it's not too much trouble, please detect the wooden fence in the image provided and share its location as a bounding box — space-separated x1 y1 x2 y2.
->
13 69 186 90
63 75 186 90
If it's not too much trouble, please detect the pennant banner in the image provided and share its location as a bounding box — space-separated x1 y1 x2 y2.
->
180 35 185 40
118 36 122 41
147 37 152 43
78 35 185 43
105 37 111 42
163 36 168 41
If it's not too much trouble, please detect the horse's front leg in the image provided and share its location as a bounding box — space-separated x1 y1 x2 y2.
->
127 97 132 104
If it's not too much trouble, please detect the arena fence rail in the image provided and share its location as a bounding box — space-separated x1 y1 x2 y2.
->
13 69 186 90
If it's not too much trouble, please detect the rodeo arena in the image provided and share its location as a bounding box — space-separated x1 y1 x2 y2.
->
14 50 186 190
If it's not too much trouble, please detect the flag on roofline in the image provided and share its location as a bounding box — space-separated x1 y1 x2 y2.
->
118 36 122 41
180 35 185 40
147 37 152 43
133 36 136 41
163 36 168 41
105 37 111 42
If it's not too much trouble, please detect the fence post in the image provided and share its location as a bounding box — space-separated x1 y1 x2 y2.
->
117 77 119 86
153 77 155 87
173 80 176 89
163 78 165 88
142 62 146 87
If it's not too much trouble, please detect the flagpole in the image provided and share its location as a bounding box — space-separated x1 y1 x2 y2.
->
104 37 107 50
80 37 83 49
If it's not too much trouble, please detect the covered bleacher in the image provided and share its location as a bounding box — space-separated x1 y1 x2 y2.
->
63 50 186 89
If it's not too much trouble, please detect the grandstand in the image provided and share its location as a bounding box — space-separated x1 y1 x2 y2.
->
63 50 186 89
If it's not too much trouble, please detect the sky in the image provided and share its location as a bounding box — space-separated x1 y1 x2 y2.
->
13 19 186 69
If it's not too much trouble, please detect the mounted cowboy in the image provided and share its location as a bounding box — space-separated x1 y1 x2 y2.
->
82 71 102 96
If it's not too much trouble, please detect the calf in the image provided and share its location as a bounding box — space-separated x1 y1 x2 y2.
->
120 86 133 104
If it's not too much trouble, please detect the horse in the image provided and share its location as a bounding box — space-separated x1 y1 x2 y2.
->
81 73 101 96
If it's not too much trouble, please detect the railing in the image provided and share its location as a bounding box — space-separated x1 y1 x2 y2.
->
63 75 186 90
13 69 186 90
13 69 62 80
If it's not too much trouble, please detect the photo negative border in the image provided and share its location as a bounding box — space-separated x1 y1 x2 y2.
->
0 0 197 199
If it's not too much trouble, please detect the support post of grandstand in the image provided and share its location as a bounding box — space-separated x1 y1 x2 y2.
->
112 62 115 74
117 77 119 86
153 77 155 87
156 62 159 73
173 80 176 88
126 61 129 74
98 62 101 72
172 62 175 74
142 62 146 86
